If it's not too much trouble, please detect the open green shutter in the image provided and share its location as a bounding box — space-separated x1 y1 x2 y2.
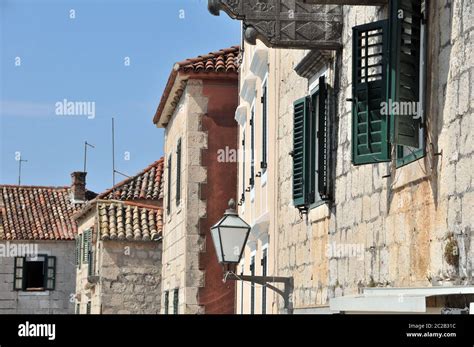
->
82 230 90 263
390 0 422 147
45 256 56 290
293 96 311 206
352 20 391 165
261 84 268 169
13 257 24 290
75 236 81 266
318 76 330 200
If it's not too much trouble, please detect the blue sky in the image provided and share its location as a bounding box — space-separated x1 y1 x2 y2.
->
0 0 240 193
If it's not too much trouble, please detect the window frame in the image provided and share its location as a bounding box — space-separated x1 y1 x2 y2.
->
176 138 182 206
13 254 56 291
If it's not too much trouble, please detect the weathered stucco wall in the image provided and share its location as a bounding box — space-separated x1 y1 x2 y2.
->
0 241 75 314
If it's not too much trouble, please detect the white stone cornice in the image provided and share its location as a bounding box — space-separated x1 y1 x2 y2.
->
235 103 248 127
249 47 269 79
240 74 257 104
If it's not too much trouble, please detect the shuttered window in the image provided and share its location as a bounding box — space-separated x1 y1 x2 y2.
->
250 255 255 314
173 289 179 314
292 97 311 207
176 138 182 206
292 76 330 208
250 107 255 187
45 256 56 290
13 257 24 290
241 131 246 203
390 0 422 147
75 236 81 267
82 230 90 264
317 76 330 200
167 155 172 215
261 82 268 170
164 291 169 314
86 301 91 314
352 20 391 165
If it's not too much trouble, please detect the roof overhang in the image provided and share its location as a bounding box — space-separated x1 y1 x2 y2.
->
330 286 474 313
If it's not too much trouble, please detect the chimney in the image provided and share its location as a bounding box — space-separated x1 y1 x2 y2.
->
71 172 87 202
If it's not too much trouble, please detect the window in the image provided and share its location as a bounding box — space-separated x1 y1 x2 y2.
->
352 0 426 166
164 291 169 314
240 130 246 204
167 154 172 215
250 255 255 314
261 248 267 314
75 235 81 267
82 229 91 264
176 138 182 205
292 75 330 209
173 288 179 314
13 255 56 291
250 106 255 188
261 81 268 170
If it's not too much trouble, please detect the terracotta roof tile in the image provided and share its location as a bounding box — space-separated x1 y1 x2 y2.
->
98 158 164 201
176 46 240 74
0 185 94 241
97 201 162 242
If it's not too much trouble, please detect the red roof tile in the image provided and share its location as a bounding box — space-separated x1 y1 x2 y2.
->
97 201 163 241
153 45 240 125
176 46 240 73
0 185 94 241
97 158 164 201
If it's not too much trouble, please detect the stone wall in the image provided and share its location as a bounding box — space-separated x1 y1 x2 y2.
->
271 1 473 312
0 241 75 314
99 241 162 314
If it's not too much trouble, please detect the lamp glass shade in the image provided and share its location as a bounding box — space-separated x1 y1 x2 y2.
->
210 213 250 264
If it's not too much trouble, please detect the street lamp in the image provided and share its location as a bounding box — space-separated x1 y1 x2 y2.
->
211 199 294 314
211 199 251 264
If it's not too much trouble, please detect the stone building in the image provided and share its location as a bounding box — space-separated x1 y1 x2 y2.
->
214 0 473 313
0 173 96 314
74 159 164 314
153 46 240 314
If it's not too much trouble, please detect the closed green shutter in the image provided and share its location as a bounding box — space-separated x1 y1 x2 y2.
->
173 289 179 314
45 256 56 290
261 83 268 170
167 155 172 215
352 20 391 165
250 109 255 187
293 97 311 206
390 0 422 147
75 236 81 266
82 230 90 263
13 257 24 290
176 139 181 206
317 75 330 200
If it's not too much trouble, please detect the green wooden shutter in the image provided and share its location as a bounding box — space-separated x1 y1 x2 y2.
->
13 257 24 290
352 20 391 165
390 0 422 147
82 230 90 263
293 97 312 206
261 83 268 169
176 139 181 206
167 155 172 215
318 76 330 200
75 236 81 266
45 256 56 290
164 291 169 314
250 109 255 187
173 289 179 314
86 301 91 314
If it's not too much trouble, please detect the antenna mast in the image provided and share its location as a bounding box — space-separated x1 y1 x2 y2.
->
83 141 95 173
17 155 28 186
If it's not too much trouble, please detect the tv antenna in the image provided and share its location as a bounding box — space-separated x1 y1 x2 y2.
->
83 141 95 172
17 155 28 186
111 118 130 195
